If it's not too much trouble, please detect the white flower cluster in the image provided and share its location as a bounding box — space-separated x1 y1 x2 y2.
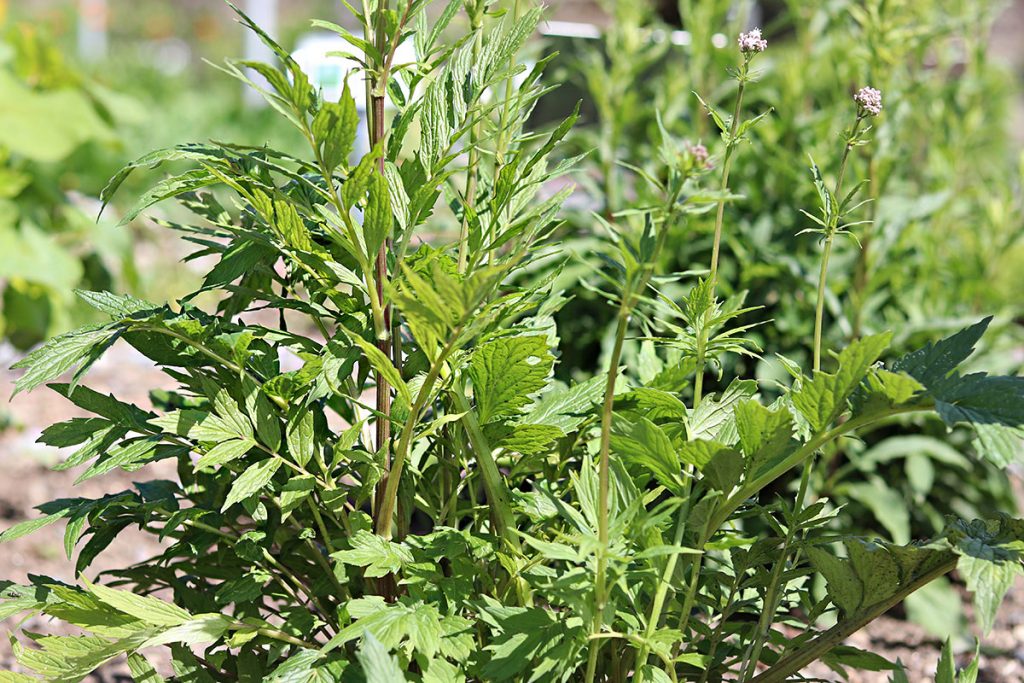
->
738 28 767 54
854 86 883 116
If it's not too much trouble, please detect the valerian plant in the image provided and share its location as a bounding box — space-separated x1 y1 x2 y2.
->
2 3 1023 682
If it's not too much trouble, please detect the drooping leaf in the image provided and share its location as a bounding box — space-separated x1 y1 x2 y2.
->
356 633 407 682
11 325 119 396
85 580 191 627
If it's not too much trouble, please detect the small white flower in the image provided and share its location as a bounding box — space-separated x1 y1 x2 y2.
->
738 28 767 54
854 86 883 116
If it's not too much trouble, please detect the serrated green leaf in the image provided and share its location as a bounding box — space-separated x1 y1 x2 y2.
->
313 82 358 173
357 633 407 682
328 599 444 661
267 648 326 682
524 374 605 433
734 400 795 477
611 416 683 492
951 519 1024 634
222 459 282 511
279 475 317 518
195 438 256 470
286 407 315 469
793 333 892 431
351 334 411 405
11 325 118 396
894 318 990 390
486 422 563 455
469 336 553 424
332 530 413 578
151 409 245 443
75 290 157 318
126 653 167 683
86 580 191 627
140 613 233 648
0 511 72 544
688 379 757 441
364 172 393 261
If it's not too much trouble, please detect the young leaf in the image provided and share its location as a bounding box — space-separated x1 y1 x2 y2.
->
364 173 393 261
313 82 359 173
286 407 315 469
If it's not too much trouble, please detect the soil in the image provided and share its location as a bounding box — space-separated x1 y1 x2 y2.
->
1 342 1023 681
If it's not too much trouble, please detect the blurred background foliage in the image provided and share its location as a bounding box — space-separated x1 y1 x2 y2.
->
1 0 1022 641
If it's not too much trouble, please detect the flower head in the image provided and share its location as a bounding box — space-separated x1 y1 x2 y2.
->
738 28 767 54
854 86 883 116
689 143 710 168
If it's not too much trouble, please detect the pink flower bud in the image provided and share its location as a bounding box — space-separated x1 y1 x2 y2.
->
690 143 709 168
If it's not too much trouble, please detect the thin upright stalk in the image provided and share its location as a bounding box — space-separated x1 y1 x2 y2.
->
811 237 834 373
587 203 677 682
812 115 863 371
585 310 629 683
698 57 750 408
708 65 748 287
368 0 393 521
457 14 484 273
633 497 690 677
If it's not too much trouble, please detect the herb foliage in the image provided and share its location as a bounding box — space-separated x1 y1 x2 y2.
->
2 2 1023 681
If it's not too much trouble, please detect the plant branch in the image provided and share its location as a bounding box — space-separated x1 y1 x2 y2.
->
749 557 957 682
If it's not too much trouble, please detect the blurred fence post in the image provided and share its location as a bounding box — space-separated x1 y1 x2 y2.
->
77 0 108 61
243 0 279 106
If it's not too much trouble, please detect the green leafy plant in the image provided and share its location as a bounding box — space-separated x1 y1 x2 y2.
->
2 2 1024 681
543 1 1023 616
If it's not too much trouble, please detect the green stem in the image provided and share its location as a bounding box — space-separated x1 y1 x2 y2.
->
457 18 484 273
813 115 864 370
812 236 834 373
749 557 957 683
633 500 690 676
450 380 520 550
585 310 629 683
251 626 319 650
708 62 748 288
586 199 678 681
739 523 798 680
675 527 708 645
373 340 456 537
708 403 931 533
697 581 741 683
692 325 707 409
